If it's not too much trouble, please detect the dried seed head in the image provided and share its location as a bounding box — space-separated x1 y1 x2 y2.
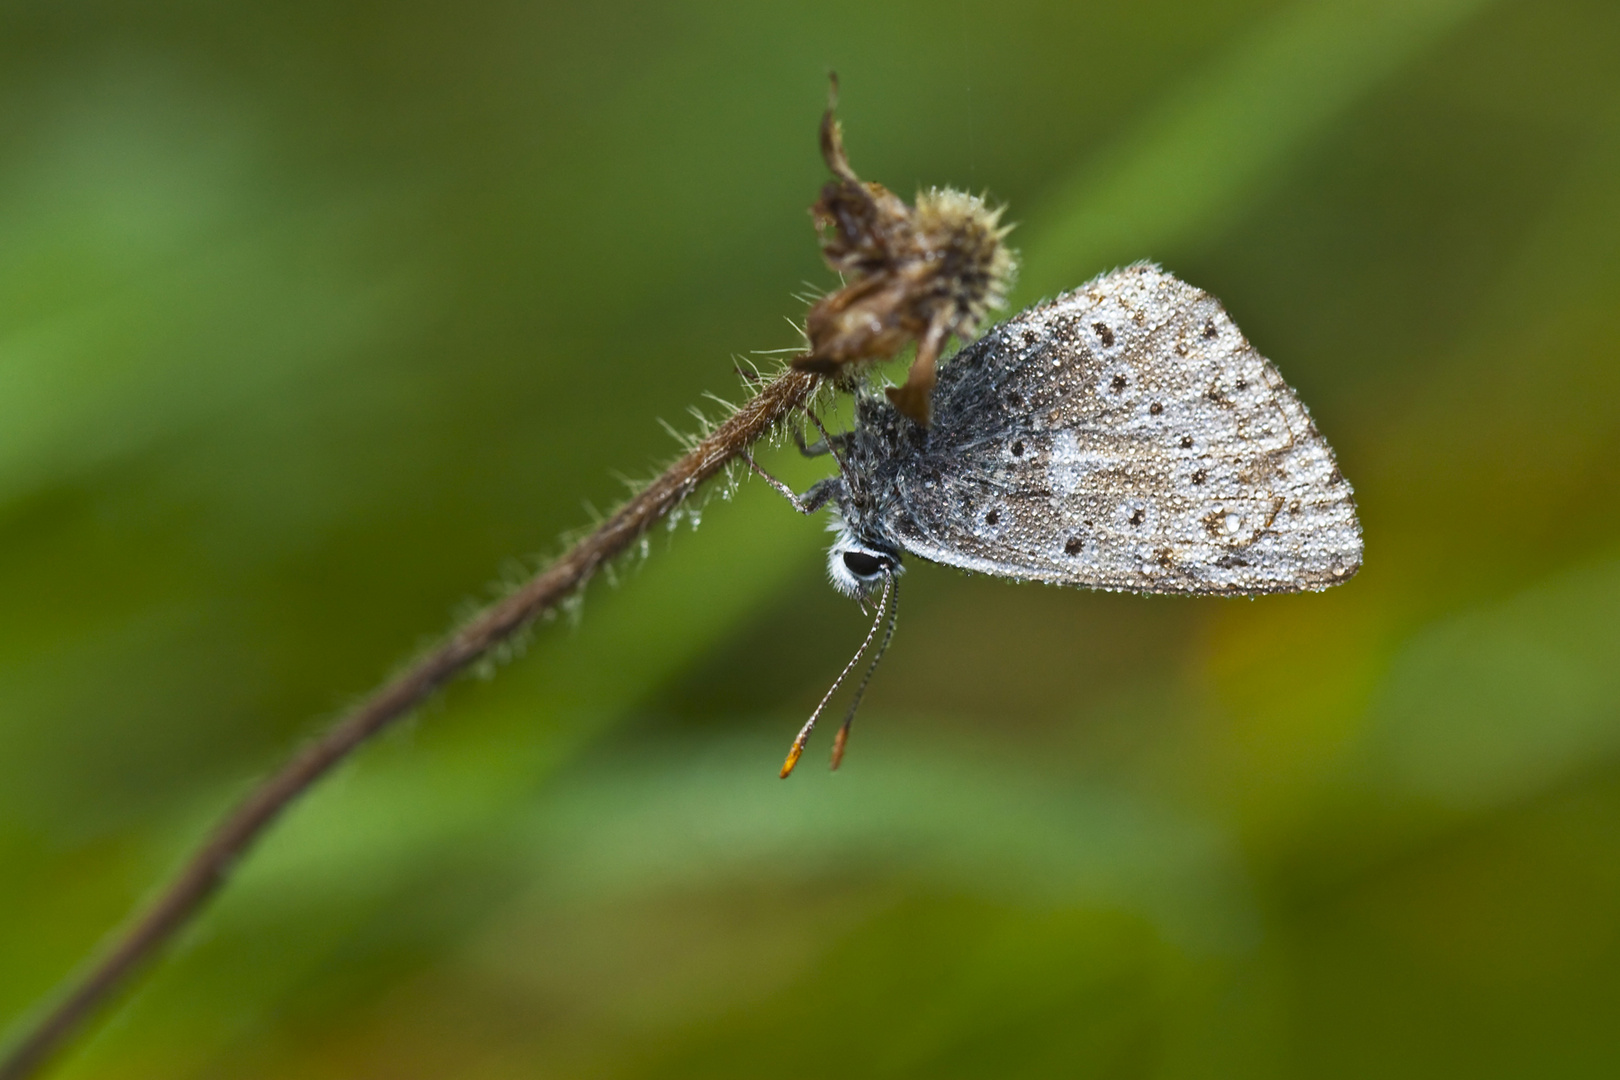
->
910 188 1016 327
793 79 1017 427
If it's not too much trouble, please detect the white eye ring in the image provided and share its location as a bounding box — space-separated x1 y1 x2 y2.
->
826 519 901 598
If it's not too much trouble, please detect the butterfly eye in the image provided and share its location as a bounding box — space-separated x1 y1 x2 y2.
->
842 550 889 578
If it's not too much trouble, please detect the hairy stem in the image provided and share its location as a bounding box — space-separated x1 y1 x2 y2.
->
0 367 820 1080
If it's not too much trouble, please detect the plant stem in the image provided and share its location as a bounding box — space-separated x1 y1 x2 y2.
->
0 367 820 1080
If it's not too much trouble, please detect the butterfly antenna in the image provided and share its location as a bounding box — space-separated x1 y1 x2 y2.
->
831 571 898 770
780 572 894 779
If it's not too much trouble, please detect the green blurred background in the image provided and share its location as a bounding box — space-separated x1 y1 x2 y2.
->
2 0 1619 1075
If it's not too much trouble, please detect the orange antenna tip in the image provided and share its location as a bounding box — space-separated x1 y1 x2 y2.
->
830 725 850 770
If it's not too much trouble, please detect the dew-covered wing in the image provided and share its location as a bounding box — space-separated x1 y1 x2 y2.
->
853 263 1363 595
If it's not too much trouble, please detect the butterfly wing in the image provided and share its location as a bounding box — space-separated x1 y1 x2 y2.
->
859 264 1362 595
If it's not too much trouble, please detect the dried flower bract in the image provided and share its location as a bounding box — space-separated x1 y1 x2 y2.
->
792 77 1016 427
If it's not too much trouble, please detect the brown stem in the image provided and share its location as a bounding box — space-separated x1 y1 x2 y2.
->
0 367 821 1080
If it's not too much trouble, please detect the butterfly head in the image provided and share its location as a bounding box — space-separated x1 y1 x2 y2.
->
826 515 903 599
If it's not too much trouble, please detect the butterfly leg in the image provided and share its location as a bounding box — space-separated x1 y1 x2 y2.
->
792 426 831 457
742 453 839 515
801 407 855 477
792 425 853 460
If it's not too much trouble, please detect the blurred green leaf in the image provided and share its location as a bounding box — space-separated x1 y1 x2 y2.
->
1017 0 1499 298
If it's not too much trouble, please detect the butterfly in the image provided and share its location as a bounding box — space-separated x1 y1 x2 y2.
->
752 262 1363 776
